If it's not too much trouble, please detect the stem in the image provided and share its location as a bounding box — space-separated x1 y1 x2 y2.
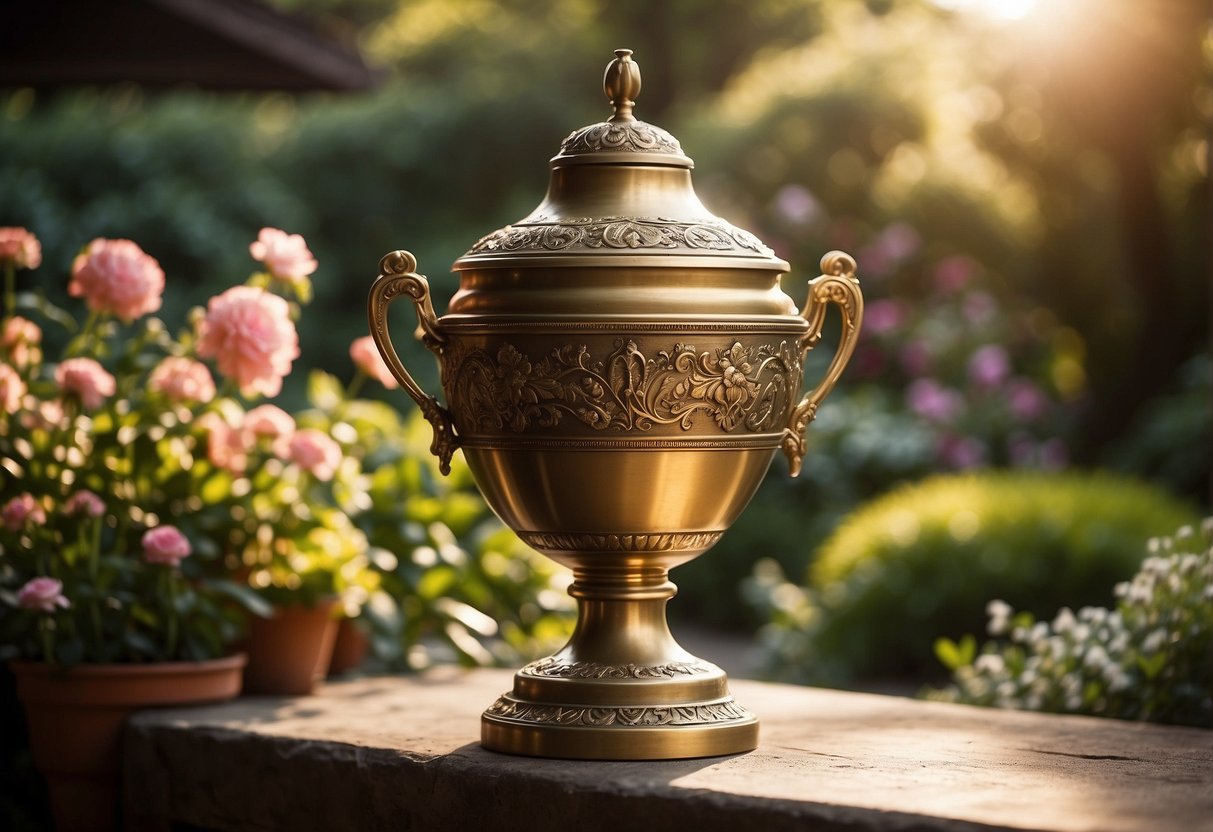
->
164 569 178 659
3 262 14 322
88 518 103 657
39 617 55 664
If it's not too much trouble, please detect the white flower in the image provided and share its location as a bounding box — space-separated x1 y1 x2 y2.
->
1083 645 1109 672
1053 607 1076 633
986 599 1013 635
1141 628 1167 655
975 654 1006 676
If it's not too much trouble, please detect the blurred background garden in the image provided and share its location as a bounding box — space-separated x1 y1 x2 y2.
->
1 0 1209 705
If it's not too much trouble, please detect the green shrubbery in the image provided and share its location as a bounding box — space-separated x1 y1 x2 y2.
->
300 373 574 669
746 471 1197 685
929 519 1213 728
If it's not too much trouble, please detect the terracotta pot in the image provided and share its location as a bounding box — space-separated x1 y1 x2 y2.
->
243 599 339 695
10 654 247 832
327 617 371 677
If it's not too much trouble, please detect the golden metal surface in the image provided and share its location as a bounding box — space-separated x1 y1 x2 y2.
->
368 49 862 760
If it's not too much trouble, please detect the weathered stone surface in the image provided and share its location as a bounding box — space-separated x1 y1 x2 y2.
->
123 668 1213 832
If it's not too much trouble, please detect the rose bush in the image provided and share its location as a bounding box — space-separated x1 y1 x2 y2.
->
0 226 372 664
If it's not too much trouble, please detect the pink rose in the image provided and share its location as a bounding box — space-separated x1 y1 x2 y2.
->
196 286 299 397
55 357 116 410
0 227 42 270
249 227 317 284
148 356 216 404
17 577 70 613
200 412 251 474
244 404 295 440
2 316 42 368
288 428 342 481
142 525 192 567
0 363 24 414
967 345 1011 389
3 493 46 532
69 238 165 323
906 378 965 424
349 335 398 389
65 489 106 518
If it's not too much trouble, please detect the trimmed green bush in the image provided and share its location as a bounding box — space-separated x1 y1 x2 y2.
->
746 471 1198 685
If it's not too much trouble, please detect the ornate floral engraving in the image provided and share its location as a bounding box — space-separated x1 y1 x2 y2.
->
518 531 723 553
467 216 773 257
446 339 800 437
485 696 752 727
521 658 715 679
559 120 683 155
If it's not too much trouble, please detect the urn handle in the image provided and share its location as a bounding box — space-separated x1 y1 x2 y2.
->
367 250 458 475
782 251 864 477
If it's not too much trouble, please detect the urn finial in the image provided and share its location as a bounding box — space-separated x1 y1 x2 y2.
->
604 48 641 122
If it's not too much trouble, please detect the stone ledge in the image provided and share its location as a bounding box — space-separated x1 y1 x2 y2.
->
123 668 1213 832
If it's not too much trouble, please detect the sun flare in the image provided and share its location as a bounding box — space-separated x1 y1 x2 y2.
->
934 0 1042 21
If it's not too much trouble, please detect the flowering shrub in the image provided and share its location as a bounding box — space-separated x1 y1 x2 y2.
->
0 226 372 663
929 519 1213 728
745 471 1197 685
299 363 574 669
839 248 1081 472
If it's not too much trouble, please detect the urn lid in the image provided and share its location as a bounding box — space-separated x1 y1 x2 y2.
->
452 49 788 273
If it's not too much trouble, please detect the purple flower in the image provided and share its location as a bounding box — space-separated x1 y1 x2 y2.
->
859 222 922 278
864 299 908 336
772 185 823 227
1005 377 1050 422
968 345 1011 389
937 434 987 469
962 291 998 325
907 378 965 423
899 340 932 377
933 255 977 294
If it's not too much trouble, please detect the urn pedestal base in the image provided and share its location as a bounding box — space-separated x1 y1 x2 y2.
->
480 567 758 760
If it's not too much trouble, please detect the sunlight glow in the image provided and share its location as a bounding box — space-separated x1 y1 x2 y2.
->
934 0 1042 21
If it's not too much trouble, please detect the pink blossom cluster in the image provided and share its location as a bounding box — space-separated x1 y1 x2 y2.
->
149 356 217 404
2 316 42 368
349 335 397 389
2 493 46 532
69 238 165 323
201 404 342 481
196 286 300 397
55 357 116 410
249 227 317 284
0 227 41 270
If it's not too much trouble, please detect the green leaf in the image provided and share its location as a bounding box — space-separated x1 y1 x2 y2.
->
935 634 977 671
16 290 77 333
308 370 345 411
202 579 275 618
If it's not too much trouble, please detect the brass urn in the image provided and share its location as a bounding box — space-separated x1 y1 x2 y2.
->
369 49 863 760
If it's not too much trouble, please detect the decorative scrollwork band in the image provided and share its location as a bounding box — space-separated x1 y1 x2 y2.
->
517 531 724 553
485 695 753 727
445 338 801 437
467 216 773 257
559 120 683 156
521 658 715 679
